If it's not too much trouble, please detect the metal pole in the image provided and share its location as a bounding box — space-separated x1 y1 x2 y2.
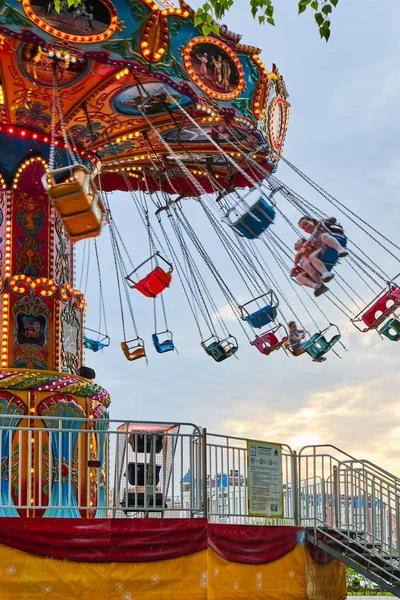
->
333 466 339 529
322 477 327 524
202 428 208 519
292 450 300 526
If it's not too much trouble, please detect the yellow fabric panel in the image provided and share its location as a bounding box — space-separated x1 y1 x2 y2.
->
208 545 307 600
0 543 346 600
305 548 347 600
0 544 207 600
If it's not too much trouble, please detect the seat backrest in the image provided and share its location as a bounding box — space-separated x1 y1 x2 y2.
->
232 198 276 239
362 293 397 328
303 334 329 358
152 333 174 353
379 318 400 341
245 305 277 329
135 267 172 298
206 342 226 362
326 334 341 350
121 342 146 361
253 332 279 355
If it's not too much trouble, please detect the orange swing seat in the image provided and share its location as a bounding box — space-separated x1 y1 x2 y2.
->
42 165 105 242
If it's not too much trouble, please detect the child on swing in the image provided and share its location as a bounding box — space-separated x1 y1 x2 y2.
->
298 216 348 283
287 321 327 362
292 237 329 297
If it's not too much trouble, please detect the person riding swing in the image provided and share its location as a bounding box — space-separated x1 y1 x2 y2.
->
298 216 348 283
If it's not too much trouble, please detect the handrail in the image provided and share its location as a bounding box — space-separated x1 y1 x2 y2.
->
299 444 400 487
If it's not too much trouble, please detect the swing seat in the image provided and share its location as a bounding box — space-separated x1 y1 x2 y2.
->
121 339 146 361
126 253 173 298
353 285 400 331
283 339 307 357
83 337 109 352
320 234 348 272
240 291 279 329
244 305 277 329
224 197 276 239
251 325 288 356
379 318 400 341
135 267 172 298
83 328 110 352
152 333 175 353
302 331 341 360
42 165 105 242
202 335 238 362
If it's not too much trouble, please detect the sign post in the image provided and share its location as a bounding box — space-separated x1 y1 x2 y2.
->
246 440 283 518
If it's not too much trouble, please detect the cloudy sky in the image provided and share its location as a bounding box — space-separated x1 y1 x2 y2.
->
81 0 400 474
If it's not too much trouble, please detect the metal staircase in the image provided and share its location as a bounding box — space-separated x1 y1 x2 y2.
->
298 445 400 596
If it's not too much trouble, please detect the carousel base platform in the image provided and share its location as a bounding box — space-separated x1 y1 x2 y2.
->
0 519 346 599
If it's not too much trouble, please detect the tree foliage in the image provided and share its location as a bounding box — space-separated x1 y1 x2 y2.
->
52 0 339 42
195 0 339 41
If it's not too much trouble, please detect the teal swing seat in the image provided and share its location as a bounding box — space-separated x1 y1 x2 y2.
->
302 325 343 360
83 328 110 352
378 318 400 341
201 335 238 362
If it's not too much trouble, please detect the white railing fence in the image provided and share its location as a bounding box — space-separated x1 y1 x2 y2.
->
0 417 399 564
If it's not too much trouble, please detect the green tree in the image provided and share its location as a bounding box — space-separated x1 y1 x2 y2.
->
195 0 339 41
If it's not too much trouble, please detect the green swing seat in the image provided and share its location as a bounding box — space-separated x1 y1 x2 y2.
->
201 335 238 362
302 325 342 360
379 318 400 341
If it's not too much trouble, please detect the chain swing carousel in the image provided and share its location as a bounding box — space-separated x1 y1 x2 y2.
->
0 0 397 598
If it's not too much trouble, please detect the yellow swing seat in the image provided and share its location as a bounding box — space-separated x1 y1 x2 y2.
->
42 165 105 242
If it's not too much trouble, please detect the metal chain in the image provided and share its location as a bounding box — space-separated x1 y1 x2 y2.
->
284 157 400 258
159 217 203 339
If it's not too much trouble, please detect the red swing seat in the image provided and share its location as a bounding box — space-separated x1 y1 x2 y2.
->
126 252 173 299
134 267 172 298
251 324 288 356
352 282 400 332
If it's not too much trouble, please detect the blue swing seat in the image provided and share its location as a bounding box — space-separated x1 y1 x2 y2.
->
244 305 278 329
225 197 276 240
379 318 400 341
83 329 110 352
240 290 279 329
302 326 341 360
152 333 175 353
202 336 238 362
320 234 348 272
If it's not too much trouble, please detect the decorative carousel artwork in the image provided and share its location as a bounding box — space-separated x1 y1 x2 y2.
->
184 37 245 101
19 43 90 88
0 392 28 518
23 0 116 41
162 124 251 144
12 293 51 370
112 82 192 117
14 192 47 278
60 303 81 374
267 96 288 150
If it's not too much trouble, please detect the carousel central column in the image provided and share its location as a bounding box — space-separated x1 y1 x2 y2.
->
2 155 82 373
0 144 110 519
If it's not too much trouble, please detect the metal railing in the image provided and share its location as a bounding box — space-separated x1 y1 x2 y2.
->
1 417 399 590
0 416 202 518
299 445 400 591
0 419 398 557
205 431 296 524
